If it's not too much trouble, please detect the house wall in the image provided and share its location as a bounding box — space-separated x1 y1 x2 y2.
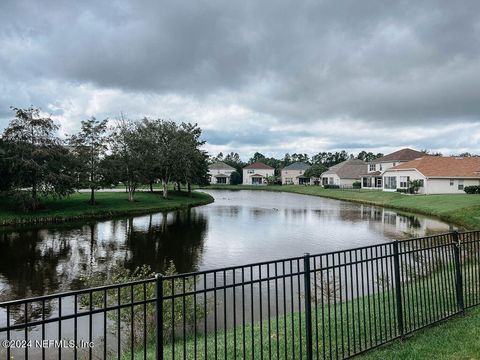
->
382 169 426 193
367 161 407 174
242 168 274 185
425 178 480 194
281 169 306 185
320 174 340 185
208 169 235 184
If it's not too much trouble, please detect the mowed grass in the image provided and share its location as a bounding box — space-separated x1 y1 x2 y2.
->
0 190 214 226
204 185 480 229
124 266 480 360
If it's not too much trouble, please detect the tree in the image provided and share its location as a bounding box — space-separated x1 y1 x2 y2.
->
110 117 144 202
2 107 75 210
304 164 328 179
68 117 109 204
0 139 13 192
356 151 383 162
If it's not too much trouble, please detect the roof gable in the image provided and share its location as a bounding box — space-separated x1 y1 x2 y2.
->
244 162 274 170
322 159 366 179
282 162 311 171
389 156 480 177
372 148 424 163
209 161 236 171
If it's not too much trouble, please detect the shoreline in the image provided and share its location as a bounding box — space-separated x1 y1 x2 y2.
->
202 185 479 230
0 191 214 227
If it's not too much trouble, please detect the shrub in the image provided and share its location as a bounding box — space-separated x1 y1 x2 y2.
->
352 181 361 189
324 184 340 189
80 262 206 348
464 185 480 194
396 189 409 194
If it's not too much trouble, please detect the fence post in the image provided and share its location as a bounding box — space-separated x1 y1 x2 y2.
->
303 253 313 360
392 241 405 339
452 231 465 315
156 273 164 360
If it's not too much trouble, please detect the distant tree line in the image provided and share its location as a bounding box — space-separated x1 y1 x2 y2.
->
210 150 385 184
0 107 209 211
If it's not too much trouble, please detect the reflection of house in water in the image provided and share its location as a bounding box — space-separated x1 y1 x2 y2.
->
358 205 453 238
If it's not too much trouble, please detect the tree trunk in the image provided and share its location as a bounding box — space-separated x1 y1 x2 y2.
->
150 181 154 192
162 180 168 199
188 183 192 197
177 182 182 192
128 190 135 202
90 187 95 205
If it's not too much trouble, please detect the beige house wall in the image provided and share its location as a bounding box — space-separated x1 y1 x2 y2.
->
242 168 274 185
208 169 235 184
281 169 307 185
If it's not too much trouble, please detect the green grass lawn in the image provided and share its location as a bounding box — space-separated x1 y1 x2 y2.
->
122 265 480 360
0 190 214 226
361 305 480 359
203 185 480 230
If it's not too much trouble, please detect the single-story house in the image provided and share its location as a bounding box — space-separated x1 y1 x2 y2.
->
281 162 310 185
208 162 236 184
321 159 366 187
243 162 275 185
382 156 480 194
361 148 424 189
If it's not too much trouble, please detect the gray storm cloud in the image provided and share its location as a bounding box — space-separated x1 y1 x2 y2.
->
1 0 480 156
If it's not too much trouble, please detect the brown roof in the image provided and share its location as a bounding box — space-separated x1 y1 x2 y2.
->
389 156 480 178
244 162 274 170
372 148 424 163
322 159 367 179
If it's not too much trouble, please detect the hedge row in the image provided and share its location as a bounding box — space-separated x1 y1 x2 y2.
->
464 185 480 194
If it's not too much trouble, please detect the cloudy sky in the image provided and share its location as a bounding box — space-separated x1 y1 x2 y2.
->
1 0 480 159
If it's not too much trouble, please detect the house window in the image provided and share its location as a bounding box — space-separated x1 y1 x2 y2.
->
369 164 376 172
399 176 410 188
418 179 424 187
458 180 464 191
379 164 383 171
450 179 454 186
248 170 254 174
217 176 227 184
384 176 397 189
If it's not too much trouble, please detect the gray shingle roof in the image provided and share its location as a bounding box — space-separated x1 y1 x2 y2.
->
208 162 236 171
282 162 311 171
322 159 366 179
371 148 424 163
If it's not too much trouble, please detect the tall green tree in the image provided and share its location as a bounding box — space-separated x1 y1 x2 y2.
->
110 118 144 202
0 139 12 192
68 117 109 204
2 107 75 210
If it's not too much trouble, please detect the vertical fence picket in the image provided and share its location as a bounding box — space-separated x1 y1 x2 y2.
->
303 253 313 360
392 241 405 339
156 274 164 360
452 231 465 315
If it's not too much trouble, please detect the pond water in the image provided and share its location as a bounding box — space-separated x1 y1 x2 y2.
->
0 189 455 302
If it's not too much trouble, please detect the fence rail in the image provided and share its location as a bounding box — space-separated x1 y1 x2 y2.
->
1 230 479 359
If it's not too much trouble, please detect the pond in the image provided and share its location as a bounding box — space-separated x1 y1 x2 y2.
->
0 189 455 302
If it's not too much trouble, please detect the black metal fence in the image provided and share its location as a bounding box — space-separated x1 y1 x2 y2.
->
1 230 479 359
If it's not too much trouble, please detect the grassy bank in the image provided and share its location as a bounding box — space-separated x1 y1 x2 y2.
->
0 191 214 226
125 270 480 360
203 185 480 230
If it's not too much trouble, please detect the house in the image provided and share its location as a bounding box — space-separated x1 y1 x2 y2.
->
281 162 310 185
208 162 236 184
243 162 274 185
382 156 480 194
320 159 366 186
361 148 425 189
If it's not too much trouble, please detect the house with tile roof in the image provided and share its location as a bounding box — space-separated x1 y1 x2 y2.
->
361 148 425 189
281 162 311 185
243 162 275 185
382 156 480 194
208 162 236 184
320 159 366 187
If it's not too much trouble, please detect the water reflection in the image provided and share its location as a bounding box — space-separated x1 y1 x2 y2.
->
0 190 455 302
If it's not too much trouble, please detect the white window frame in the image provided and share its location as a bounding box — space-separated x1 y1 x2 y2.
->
458 180 464 191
